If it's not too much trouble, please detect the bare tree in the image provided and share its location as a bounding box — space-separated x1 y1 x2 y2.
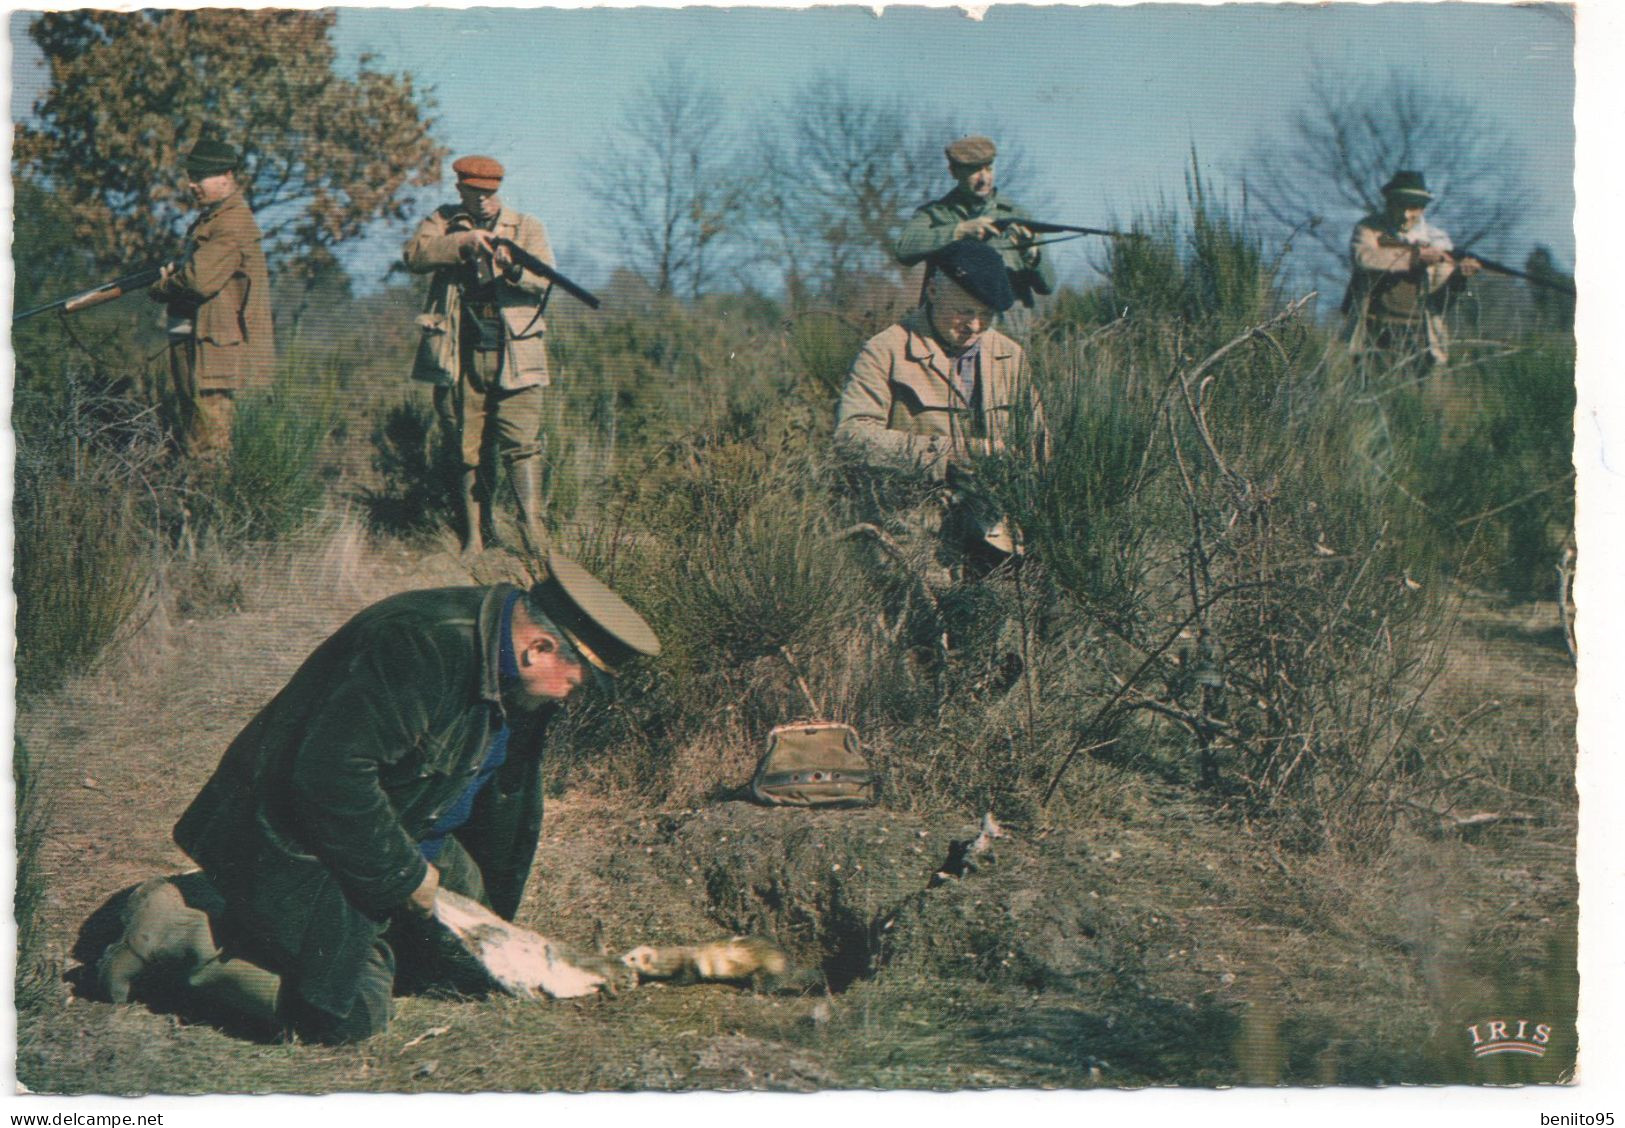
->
1243 67 1529 293
582 59 748 298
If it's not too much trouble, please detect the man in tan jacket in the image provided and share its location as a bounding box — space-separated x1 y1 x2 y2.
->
1342 170 1481 368
404 155 556 555
148 139 275 463
837 238 1046 590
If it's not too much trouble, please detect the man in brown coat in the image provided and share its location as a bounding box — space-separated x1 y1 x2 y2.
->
404 155 556 555
148 139 275 462
837 239 1046 590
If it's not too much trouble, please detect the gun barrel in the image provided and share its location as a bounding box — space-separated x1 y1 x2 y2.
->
991 218 1141 239
13 266 165 324
1455 250 1576 297
491 238 602 310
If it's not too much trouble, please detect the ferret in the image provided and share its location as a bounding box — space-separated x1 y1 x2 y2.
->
620 936 790 987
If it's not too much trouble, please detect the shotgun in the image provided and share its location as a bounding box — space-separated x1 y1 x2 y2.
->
12 264 171 324
990 218 1144 240
1375 236 1576 297
490 237 602 310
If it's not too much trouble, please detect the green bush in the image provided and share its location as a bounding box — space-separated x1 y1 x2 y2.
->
363 395 458 536
14 474 155 698
1408 338 1576 597
216 389 336 540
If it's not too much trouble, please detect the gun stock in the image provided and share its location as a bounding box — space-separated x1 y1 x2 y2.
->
490 237 602 310
13 265 168 324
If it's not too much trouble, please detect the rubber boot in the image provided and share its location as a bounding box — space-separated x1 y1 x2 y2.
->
509 455 549 559
187 955 284 1030
98 876 222 1003
477 459 500 548
458 468 484 555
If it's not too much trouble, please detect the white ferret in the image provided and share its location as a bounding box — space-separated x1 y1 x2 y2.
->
620 936 790 986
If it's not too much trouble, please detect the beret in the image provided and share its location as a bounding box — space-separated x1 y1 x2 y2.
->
931 238 1015 314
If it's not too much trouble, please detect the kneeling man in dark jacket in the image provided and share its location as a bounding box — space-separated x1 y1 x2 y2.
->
100 555 659 1043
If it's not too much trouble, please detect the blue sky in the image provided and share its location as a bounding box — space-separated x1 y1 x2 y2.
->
8 4 1573 291
318 3 1575 290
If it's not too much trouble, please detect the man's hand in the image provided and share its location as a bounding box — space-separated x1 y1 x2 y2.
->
954 215 1001 242
1416 244 1452 266
491 239 516 274
456 229 497 260
1003 222 1036 247
407 863 440 917
155 261 180 288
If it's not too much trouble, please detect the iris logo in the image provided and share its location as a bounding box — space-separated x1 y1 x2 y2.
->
1467 1019 1552 1058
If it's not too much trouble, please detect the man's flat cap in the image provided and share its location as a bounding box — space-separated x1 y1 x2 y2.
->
530 553 660 680
184 139 240 176
1382 170 1433 202
931 238 1015 313
945 135 997 166
453 155 505 191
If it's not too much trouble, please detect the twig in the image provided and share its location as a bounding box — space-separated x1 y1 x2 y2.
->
1040 579 1275 807
1452 470 1575 528
1556 537 1578 667
777 644 824 718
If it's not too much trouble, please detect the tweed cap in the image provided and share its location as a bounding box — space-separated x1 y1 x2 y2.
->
945 135 997 167
453 155 505 191
1382 170 1433 202
930 238 1015 314
184 139 240 176
530 553 660 681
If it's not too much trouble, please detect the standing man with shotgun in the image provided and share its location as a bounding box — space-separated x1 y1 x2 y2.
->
147 139 275 464
1342 169 1481 368
894 135 1055 309
405 155 557 556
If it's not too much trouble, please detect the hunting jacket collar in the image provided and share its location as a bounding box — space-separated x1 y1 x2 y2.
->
900 309 1019 411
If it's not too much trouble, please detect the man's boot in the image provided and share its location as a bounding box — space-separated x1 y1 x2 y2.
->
99 877 221 1003
509 454 549 558
99 875 284 1032
186 955 284 1030
458 468 484 555
477 459 500 548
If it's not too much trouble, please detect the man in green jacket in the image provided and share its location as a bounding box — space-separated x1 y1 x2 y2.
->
894 135 1055 309
99 555 659 1043
147 139 275 463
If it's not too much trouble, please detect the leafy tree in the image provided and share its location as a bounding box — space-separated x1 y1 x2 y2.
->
1242 67 1529 294
581 59 749 299
14 10 446 288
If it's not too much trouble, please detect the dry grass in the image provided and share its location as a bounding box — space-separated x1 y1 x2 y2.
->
15 516 1576 1093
